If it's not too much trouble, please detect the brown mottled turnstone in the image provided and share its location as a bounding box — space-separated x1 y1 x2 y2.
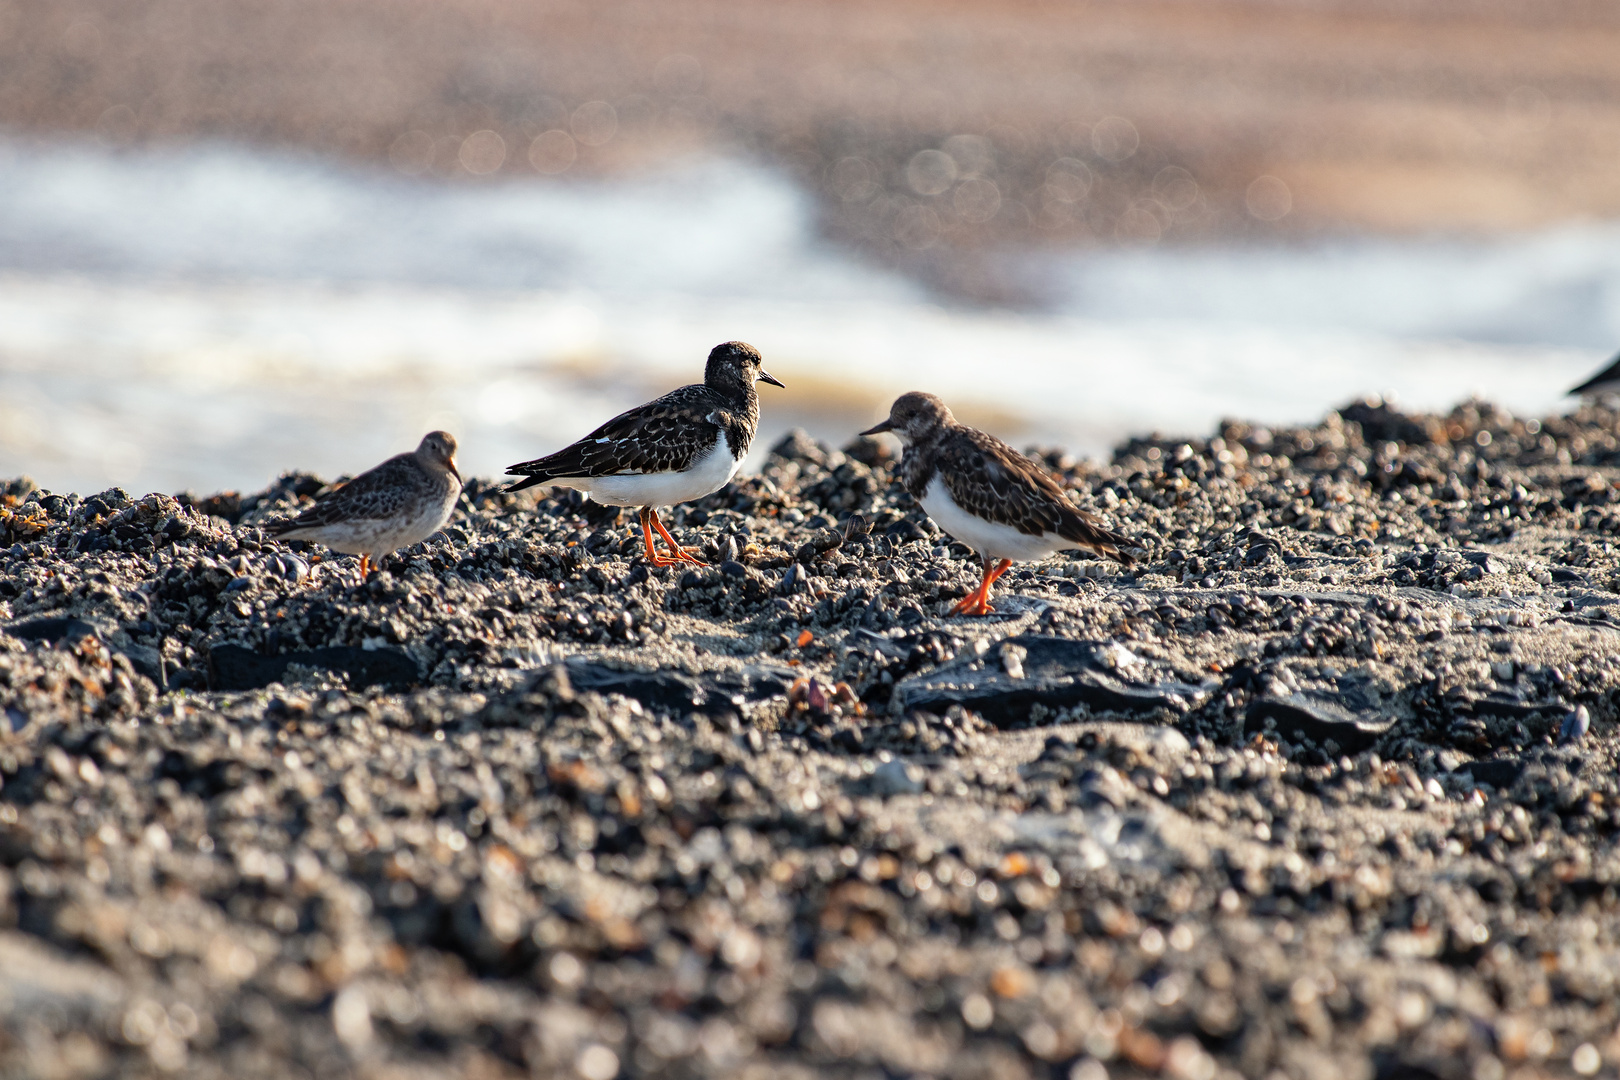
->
861 392 1133 616
267 431 462 577
506 341 784 567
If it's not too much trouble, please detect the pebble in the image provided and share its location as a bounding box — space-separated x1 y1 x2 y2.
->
870 757 925 795
1560 704 1591 745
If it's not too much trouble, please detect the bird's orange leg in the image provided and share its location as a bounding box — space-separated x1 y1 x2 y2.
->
949 558 1012 616
649 509 707 566
977 558 1014 614
948 576 990 616
638 508 683 568
358 554 372 578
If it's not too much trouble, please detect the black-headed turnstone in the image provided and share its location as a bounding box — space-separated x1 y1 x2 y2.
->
861 392 1133 616
1569 350 1620 396
505 341 784 567
266 431 462 577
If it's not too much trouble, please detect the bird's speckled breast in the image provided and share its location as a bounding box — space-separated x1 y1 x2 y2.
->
718 396 760 460
898 437 941 501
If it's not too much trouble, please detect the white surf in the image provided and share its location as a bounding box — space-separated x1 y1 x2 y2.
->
0 136 1612 495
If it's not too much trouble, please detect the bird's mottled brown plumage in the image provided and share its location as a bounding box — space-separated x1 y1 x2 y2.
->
863 392 1132 615
266 431 462 576
875 392 1133 565
506 383 753 489
505 342 784 568
505 341 775 491
902 425 1133 563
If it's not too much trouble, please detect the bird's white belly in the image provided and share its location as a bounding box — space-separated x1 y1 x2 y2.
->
569 440 741 508
393 489 460 549
298 489 457 557
920 476 1066 562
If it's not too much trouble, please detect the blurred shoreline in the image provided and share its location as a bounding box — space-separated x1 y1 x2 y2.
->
0 137 1606 498
3 0 1620 302
4 0 1619 494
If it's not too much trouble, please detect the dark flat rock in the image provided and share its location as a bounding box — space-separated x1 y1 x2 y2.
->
1245 691 1395 753
5 616 165 688
1463 757 1527 788
117 643 166 690
1456 692 1569 722
563 662 717 715
563 658 798 717
892 635 1214 727
208 643 419 691
3 616 103 645
1242 664 1413 752
1462 749 1582 792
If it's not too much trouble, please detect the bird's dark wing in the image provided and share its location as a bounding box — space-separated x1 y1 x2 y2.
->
1570 350 1620 396
937 429 1134 565
266 454 421 532
506 384 723 491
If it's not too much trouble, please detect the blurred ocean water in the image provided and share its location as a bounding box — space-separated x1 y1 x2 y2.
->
0 137 1612 495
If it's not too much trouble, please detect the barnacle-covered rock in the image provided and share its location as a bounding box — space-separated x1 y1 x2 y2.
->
1 402 1619 1080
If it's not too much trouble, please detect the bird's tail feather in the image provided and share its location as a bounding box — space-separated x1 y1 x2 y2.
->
1063 516 1135 567
505 473 550 494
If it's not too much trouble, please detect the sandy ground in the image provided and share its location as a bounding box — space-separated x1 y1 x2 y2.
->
3 0 1620 295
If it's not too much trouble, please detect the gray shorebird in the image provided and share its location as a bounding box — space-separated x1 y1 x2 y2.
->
1569 350 1620 396
861 392 1132 616
505 341 783 567
266 431 462 577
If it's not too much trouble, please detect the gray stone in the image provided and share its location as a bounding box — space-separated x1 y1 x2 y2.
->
869 758 925 795
892 635 1215 727
1246 685 1397 753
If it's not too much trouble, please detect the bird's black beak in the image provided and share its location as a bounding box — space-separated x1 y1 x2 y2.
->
448 459 463 485
859 418 894 436
759 370 785 389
